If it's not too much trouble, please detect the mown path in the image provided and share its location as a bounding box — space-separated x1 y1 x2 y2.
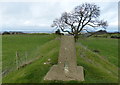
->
44 36 84 81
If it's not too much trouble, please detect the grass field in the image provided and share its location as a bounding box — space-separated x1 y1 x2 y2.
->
78 37 118 67
2 34 56 73
76 41 118 83
2 34 118 83
2 34 60 83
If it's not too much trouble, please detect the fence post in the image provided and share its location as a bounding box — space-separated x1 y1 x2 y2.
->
16 51 19 70
25 51 27 64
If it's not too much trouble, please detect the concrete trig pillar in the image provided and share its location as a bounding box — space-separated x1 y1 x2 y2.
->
44 36 84 81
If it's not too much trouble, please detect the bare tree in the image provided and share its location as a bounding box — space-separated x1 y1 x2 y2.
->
51 3 108 41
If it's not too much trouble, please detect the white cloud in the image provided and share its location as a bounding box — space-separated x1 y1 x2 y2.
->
109 21 118 26
24 20 32 25
0 0 119 2
0 1 119 32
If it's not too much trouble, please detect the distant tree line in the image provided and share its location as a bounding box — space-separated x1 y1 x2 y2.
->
2 31 24 35
84 30 120 39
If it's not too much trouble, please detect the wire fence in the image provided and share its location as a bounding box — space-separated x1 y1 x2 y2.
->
2 50 39 77
16 51 27 69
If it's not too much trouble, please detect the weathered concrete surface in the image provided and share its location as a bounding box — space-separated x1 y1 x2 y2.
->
44 36 84 81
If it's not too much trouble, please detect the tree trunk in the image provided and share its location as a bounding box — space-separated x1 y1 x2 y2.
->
74 33 79 42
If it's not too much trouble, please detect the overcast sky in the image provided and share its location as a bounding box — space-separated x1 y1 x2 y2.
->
0 0 119 32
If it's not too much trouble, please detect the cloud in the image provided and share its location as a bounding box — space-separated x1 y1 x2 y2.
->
0 1 119 32
0 0 119 2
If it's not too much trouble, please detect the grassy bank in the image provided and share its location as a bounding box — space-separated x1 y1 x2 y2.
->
2 35 118 83
3 38 60 83
76 42 118 83
2 34 56 73
78 37 118 67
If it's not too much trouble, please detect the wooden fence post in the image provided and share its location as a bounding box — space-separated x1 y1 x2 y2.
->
16 51 19 70
25 51 27 64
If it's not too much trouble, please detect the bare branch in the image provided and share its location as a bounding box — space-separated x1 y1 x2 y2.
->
87 24 99 28
51 3 108 41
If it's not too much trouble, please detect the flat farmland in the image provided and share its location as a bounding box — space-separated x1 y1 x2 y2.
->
2 35 118 83
2 34 56 72
78 37 118 67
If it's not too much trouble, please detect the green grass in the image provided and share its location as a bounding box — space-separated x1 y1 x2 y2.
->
76 42 118 83
3 37 60 83
2 35 118 83
2 34 56 72
78 37 118 67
